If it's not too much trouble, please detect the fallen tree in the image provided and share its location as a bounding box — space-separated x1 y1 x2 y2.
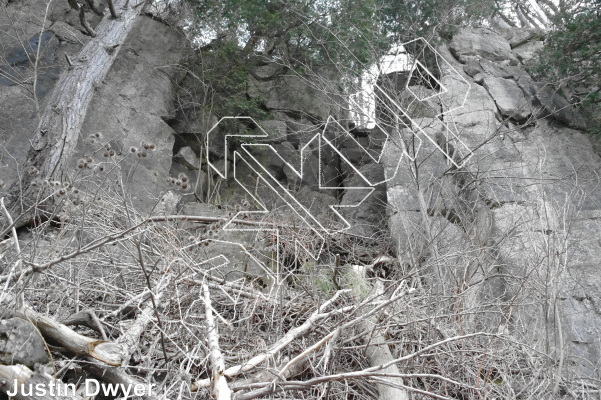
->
1 0 146 234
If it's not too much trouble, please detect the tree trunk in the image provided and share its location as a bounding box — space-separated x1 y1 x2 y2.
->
1 0 145 232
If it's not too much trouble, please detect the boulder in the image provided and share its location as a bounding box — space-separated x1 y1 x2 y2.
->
479 59 514 79
463 59 483 77
449 28 518 64
494 27 545 48
284 117 322 148
398 85 441 118
174 146 200 170
257 120 288 144
440 74 498 135
513 41 544 63
339 163 387 238
517 76 587 130
248 65 342 121
483 76 532 121
0 318 49 367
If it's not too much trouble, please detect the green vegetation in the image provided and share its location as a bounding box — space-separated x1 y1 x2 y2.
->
529 0 601 134
183 0 503 120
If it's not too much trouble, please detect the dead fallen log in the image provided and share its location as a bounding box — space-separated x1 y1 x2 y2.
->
348 267 410 400
203 283 232 400
1 293 125 366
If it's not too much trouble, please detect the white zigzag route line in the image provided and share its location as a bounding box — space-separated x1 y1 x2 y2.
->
203 116 376 284
201 37 474 281
348 37 474 176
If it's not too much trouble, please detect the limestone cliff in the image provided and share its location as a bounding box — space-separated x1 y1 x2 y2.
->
2 4 601 396
384 27 601 379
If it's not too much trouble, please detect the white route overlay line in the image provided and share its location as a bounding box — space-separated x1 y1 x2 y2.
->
207 116 373 255
199 37 473 284
348 37 473 179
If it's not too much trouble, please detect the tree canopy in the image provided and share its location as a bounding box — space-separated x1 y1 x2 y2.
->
529 0 601 133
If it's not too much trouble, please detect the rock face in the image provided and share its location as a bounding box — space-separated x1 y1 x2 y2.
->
73 16 185 213
0 0 90 198
3 1 599 389
0 1 185 214
0 318 49 367
450 28 518 64
385 27 601 379
482 76 531 121
248 65 345 122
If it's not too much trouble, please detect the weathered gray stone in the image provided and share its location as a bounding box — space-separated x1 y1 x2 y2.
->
282 147 319 190
74 16 185 213
339 163 387 238
0 318 49 367
389 28 601 380
292 186 340 229
472 73 485 84
517 76 587 130
257 120 288 143
169 159 208 200
398 85 441 118
285 117 321 148
174 146 200 170
483 76 531 121
238 144 286 181
479 59 514 79
463 59 483 77
151 190 180 215
449 28 519 64
494 27 545 48
248 66 341 121
513 41 544 63
441 74 499 138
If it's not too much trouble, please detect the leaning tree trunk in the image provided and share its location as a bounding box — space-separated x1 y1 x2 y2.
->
1 0 146 232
